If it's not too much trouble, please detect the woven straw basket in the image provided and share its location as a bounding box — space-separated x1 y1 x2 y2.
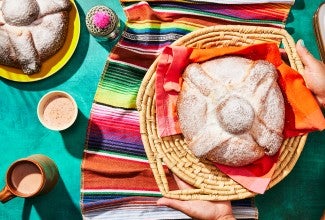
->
136 25 308 201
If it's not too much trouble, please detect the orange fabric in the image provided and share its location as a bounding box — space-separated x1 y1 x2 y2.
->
189 43 325 137
155 43 325 193
277 63 325 136
83 153 179 191
215 156 277 194
156 43 325 138
214 152 278 194
189 43 282 66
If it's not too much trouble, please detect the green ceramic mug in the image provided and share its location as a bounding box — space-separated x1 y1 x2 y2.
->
0 154 59 203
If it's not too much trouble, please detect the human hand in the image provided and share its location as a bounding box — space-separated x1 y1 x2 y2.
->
157 175 235 220
296 39 325 107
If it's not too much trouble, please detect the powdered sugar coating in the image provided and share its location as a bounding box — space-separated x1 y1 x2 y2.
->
177 56 285 166
28 12 69 60
2 0 39 26
0 0 71 74
217 96 255 134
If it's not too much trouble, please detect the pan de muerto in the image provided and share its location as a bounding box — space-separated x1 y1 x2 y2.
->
177 56 285 166
0 0 71 74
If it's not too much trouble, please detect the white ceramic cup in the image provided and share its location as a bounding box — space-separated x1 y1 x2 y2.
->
37 91 78 131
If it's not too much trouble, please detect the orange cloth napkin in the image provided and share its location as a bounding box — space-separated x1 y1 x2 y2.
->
155 43 325 194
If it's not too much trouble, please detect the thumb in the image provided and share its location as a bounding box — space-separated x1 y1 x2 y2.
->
296 39 320 68
157 197 191 213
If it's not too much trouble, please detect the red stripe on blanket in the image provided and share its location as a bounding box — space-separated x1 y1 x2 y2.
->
83 152 178 191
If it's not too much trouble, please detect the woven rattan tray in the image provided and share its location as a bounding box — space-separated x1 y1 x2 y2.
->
136 25 307 201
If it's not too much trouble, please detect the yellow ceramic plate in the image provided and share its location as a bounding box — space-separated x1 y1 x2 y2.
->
0 1 80 82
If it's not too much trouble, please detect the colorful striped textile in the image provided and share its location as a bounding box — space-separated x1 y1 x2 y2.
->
81 0 293 219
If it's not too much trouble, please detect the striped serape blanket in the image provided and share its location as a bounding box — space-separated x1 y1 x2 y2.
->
81 1 294 219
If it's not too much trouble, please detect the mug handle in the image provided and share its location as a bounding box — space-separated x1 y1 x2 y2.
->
0 185 15 203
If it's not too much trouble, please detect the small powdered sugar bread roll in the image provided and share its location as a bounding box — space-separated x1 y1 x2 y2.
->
177 56 285 166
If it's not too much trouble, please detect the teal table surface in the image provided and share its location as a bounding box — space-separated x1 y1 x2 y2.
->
255 1 325 219
0 0 324 220
0 1 126 219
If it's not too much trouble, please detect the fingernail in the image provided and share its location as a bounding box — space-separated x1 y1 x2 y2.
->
299 39 305 47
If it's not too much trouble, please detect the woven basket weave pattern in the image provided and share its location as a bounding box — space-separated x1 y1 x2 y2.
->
137 25 307 201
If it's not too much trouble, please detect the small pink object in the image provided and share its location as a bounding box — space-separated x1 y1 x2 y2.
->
93 11 111 29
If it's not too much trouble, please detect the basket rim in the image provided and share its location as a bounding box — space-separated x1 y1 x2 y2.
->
137 25 307 201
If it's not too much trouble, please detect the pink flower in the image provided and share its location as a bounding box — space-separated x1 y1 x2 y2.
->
93 11 111 29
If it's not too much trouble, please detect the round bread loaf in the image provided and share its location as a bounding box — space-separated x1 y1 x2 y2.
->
177 56 285 166
0 0 71 74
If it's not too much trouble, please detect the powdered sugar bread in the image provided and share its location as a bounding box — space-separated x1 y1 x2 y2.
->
0 0 71 74
177 56 285 166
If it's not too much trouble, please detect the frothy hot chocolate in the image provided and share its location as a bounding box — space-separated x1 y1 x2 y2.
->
42 95 76 130
10 162 43 195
